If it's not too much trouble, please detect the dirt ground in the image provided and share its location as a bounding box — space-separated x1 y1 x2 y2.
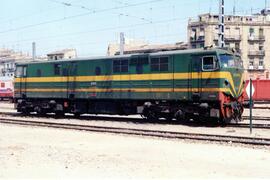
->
0 124 269 179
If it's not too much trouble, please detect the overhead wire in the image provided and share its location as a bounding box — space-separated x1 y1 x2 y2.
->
0 0 164 34
3 16 193 46
0 0 83 24
50 0 153 23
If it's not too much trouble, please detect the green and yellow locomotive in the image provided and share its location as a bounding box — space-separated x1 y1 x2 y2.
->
14 48 245 123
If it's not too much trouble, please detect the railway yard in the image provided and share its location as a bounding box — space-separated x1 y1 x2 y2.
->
0 101 270 179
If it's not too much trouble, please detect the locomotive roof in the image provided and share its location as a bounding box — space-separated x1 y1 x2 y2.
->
16 48 232 65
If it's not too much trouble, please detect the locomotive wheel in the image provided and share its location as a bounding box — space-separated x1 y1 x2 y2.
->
174 109 185 121
74 112 81 118
34 106 46 116
55 111 65 117
222 107 233 124
21 108 30 115
143 109 158 121
165 114 174 121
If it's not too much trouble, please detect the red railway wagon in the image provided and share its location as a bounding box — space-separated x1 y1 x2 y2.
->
244 79 270 102
0 77 14 100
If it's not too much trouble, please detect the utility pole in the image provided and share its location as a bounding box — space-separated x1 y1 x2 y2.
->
233 0 236 15
32 42 36 60
119 32 125 55
218 0 225 48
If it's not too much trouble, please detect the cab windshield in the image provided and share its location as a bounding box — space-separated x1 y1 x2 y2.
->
219 54 235 68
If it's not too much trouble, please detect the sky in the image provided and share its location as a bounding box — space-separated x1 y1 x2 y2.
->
0 0 268 57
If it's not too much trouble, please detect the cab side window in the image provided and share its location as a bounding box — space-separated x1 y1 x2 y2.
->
202 56 217 71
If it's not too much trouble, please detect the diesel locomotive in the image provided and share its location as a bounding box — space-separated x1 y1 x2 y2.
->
14 48 245 123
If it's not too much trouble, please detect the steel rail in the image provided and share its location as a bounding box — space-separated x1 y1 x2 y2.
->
243 116 270 121
228 123 270 129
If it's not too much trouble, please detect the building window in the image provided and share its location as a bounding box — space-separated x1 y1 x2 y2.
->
200 43 204 48
259 59 264 66
235 43 240 49
54 64 61 75
200 27 204 32
249 60 254 66
150 57 169 72
1 83 5 88
113 59 128 73
259 28 264 37
249 28 254 36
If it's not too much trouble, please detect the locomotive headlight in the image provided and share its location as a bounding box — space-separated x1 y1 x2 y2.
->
224 79 229 86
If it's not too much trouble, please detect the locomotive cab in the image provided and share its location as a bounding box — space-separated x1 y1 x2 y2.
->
217 52 245 123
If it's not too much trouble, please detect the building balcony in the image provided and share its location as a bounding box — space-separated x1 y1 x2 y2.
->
248 65 254 70
6 68 15 72
248 50 265 57
248 65 265 71
214 35 241 42
248 35 265 42
225 35 242 42
258 65 265 70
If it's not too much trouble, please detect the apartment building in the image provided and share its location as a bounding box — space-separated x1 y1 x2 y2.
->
0 48 32 78
47 49 77 60
188 9 270 79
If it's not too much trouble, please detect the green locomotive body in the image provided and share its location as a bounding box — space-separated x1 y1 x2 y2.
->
14 48 245 123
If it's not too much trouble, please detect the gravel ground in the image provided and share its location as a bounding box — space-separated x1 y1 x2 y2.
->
0 124 270 179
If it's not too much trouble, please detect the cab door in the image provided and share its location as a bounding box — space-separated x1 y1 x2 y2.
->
18 65 27 98
68 62 77 99
190 56 202 101
63 62 77 99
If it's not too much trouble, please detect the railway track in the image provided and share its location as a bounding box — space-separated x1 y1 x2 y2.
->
0 117 269 146
243 116 270 121
228 123 270 129
1 112 270 129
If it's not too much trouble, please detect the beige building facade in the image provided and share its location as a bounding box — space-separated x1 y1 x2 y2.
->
188 11 270 80
47 49 77 60
107 42 188 56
